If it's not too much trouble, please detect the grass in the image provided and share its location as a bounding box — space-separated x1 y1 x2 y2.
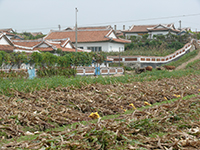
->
1 68 200 96
186 59 200 69
165 49 199 67
107 47 178 57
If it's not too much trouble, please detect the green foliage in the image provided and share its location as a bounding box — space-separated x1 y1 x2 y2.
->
92 52 107 65
197 32 200 40
0 70 28 78
37 66 76 78
21 32 46 40
109 62 124 67
41 52 58 67
166 50 198 67
29 52 43 67
186 59 200 70
0 51 11 65
107 47 177 57
124 32 188 56
0 51 94 68
1 68 200 96
10 52 29 68
124 66 134 71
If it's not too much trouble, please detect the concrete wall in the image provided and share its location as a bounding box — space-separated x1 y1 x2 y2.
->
109 41 194 69
76 67 124 76
0 36 9 45
77 42 125 52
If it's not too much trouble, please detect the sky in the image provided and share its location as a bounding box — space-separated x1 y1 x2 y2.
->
0 0 200 34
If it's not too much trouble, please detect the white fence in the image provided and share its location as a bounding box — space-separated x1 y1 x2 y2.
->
76 67 124 76
109 40 199 64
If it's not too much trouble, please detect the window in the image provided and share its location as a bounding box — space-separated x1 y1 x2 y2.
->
78 47 84 49
87 46 102 52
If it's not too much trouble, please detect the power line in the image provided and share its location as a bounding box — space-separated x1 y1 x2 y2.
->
81 13 200 26
13 13 200 32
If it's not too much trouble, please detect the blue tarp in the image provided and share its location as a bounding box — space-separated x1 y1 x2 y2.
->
95 67 100 76
28 69 35 79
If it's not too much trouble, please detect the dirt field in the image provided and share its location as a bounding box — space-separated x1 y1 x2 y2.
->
0 74 200 149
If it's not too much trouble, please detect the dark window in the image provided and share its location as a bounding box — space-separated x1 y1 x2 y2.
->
87 46 102 52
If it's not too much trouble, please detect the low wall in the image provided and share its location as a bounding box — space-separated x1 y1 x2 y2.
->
109 40 199 68
0 69 28 73
76 67 124 76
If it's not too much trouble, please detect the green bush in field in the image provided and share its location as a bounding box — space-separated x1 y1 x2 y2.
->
186 59 200 70
36 66 76 78
0 51 109 78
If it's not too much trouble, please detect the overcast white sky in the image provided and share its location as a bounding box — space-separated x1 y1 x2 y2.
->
0 0 200 34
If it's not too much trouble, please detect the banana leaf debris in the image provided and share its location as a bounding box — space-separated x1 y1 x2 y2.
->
0 75 200 149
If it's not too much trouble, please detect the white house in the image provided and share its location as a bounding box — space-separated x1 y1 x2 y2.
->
0 33 15 52
44 28 131 52
0 28 23 40
123 23 180 39
12 38 90 53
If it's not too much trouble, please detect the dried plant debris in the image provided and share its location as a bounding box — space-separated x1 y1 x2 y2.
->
0 75 200 149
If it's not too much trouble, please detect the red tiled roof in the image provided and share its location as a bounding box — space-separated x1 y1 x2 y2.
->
13 40 41 47
0 45 14 51
45 30 111 43
148 28 180 33
77 25 112 30
0 28 14 33
124 25 157 33
49 42 82 52
111 38 131 43
12 39 85 52
45 29 130 44
33 47 54 51
123 24 180 33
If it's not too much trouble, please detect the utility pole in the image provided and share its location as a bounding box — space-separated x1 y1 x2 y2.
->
75 8 78 52
179 20 181 30
119 47 121 67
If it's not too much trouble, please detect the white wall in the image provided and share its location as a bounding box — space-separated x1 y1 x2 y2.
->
151 31 177 38
38 43 49 48
109 32 117 39
125 31 177 39
77 42 125 52
65 42 72 48
108 42 124 52
0 36 9 45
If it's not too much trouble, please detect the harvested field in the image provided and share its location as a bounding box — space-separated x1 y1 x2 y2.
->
0 74 200 149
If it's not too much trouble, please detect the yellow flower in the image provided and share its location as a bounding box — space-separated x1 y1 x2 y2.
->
144 101 151 106
198 89 200 92
129 103 136 109
89 112 100 119
164 97 168 100
174 94 181 98
120 106 127 112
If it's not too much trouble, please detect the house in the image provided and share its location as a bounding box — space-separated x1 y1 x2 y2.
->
0 28 23 40
123 23 180 39
45 28 131 52
0 33 15 52
64 25 112 31
177 27 192 36
30 32 43 37
12 38 90 53
0 32 90 53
